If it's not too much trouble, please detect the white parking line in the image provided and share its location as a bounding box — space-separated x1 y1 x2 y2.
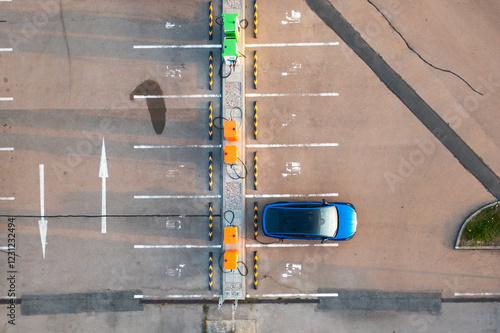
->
250 293 338 298
0 97 14 101
246 193 338 198
134 245 222 249
134 44 222 49
0 48 13 52
247 243 338 248
454 292 500 297
133 94 221 99
0 148 14 151
245 92 339 98
0 197 15 201
0 247 14 250
246 42 339 47
134 195 221 199
246 143 339 148
134 144 221 149
135 294 218 299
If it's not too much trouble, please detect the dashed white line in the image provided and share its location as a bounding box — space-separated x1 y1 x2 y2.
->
246 193 338 199
246 143 339 148
134 44 222 49
0 97 14 101
133 94 221 99
0 148 14 151
134 245 222 249
134 195 221 199
246 42 339 47
134 144 221 149
250 293 338 298
454 292 500 297
245 92 339 98
0 197 15 201
0 48 13 52
247 243 338 248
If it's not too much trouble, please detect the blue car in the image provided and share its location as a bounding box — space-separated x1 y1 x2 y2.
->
262 200 357 242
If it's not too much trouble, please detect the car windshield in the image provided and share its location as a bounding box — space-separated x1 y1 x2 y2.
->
265 205 339 237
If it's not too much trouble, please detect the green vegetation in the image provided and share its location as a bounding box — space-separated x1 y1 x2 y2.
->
202 304 209 333
459 203 500 247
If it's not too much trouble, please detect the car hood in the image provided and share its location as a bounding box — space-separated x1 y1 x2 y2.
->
335 204 357 240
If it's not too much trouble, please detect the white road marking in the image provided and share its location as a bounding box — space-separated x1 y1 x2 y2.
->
134 144 221 149
0 97 14 101
134 44 222 49
281 63 301 76
0 147 14 151
454 292 500 297
0 247 15 250
282 10 301 25
246 193 338 199
135 294 218 299
246 92 338 98
166 65 182 78
282 263 302 278
38 164 48 259
133 94 221 99
134 244 222 249
0 48 13 52
134 195 221 199
282 162 301 177
165 22 176 29
250 293 338 298
246 243 338 248
0 197 15 200
246 42 339 47
99 139 108 234
247 143 339 148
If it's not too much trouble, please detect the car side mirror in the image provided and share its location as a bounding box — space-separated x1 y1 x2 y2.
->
322 199 329 206
321 238 327 244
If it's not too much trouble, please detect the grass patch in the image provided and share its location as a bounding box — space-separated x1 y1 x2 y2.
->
459 203 500 247
202 304 209 333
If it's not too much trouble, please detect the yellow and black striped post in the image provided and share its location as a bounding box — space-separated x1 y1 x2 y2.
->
253 152 258 190
208 202 214 241
253 101 258 140
253 251 258 289
253 51 258 89
209 252 214 290
253 0 258 38
209 1 213 40
209 101 213 140
209 152 213 191
254 202 258 239
209 51 214 90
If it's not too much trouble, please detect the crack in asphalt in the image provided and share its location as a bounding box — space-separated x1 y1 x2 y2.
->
366 0 483 96
59 0 72 102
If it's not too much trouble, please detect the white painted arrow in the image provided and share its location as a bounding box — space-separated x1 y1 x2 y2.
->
99 139 108 233
38 164 48 258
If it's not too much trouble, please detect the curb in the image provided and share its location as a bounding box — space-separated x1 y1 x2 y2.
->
454 201 500 250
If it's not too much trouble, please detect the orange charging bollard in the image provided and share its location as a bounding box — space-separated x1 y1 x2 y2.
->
224 146 239 164
224 250 239 270
224 226 238 244
224 120 239 141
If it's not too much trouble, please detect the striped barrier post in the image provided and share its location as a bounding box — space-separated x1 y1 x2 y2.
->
253 251 258 289
209 101 213 140
209 252 214 290
209 51 214 90
253 0 258 38
253 51 258 89
209 2 213 40
208 202 214 241
254 202 258 239
209 152 213 191
253 101 258 140
253 152 258 190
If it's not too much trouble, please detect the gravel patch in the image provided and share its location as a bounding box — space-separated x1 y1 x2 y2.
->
224 82 242 108
224 182 242 210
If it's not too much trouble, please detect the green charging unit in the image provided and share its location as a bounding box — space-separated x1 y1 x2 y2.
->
221 13 239 41
222 38 238 62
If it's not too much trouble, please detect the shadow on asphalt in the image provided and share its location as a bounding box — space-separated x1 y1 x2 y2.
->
130 80 166 135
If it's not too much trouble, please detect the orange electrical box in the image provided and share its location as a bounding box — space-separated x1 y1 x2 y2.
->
224 226 238 244
224 120 239 141
224 250 239 270
224 146 239 164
